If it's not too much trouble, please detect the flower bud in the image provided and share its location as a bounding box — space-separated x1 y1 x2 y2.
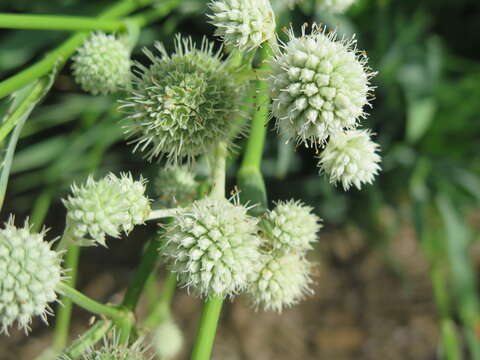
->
318 129 381 190
72 32 131 95
155 166 198 207
161 197 260 297
0 218 62 334
63 173 151 246
152 320 184 359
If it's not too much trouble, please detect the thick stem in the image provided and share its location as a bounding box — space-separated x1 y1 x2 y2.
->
0 14 125 31
190 296 224 360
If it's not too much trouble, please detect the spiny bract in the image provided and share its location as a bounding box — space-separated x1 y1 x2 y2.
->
72 32 131 95
317 0 356 14
269 25 374 146
155 166 198 207
248 251 312 312
0 219 62 334
208 0 276 51
262 199 322 253
121 36 241 163
152 320 184 359
63 173 151 246
318 129 381 190
161 197 260 297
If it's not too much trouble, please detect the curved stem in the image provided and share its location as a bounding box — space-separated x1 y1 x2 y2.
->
61 320 112 359
0 14 125 32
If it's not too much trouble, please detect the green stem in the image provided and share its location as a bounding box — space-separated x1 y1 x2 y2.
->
142 272 177 330
61 320 112 359
57 282 126 321
190 296 224 360
0 13 125 31
211 141 227 199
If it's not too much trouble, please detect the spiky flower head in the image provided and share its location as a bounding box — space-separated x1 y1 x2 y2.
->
317 0 356 14
248 251 312 312
269 25 374 146
0 218 62 334
161 197 260 297
208 0 276 51
155 166 198 207
318 129 381 190
152 320 184 359
121 35 241 163
261 200 322 253
63 173 151 246
72 32 131 95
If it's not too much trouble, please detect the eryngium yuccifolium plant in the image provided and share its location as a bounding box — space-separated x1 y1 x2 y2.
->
71 32 131 95
318 129 381 190
317 0 356 14
155 166 198 207
121 36 241 162
63 173 151 246
161 197 260 297
208 0 276 51
0 219 62 334
248 252 312 312
261 200 322 253
152 320 184 359
269 25 374 146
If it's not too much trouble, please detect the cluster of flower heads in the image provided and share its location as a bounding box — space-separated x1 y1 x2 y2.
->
0 219 63 334
72 32 131 95
63 173 151 246
152 319 184 359
161 196 321 312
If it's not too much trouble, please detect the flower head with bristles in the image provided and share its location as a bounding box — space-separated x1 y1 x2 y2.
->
152 320 184 359
318 129 381 190
248 251 313 312
261 199 322 253
0 218 63 334
317 0 356 14
72 32 131 95
120 35 241 163
269 24 374 146
155 166 198 207
161 197 260 297
63 173 151 246
208 0 276 51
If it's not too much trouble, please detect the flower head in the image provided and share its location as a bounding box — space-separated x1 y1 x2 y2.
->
72 32 131 95
152 320 184 359
0 218 63 334
155 166 198 207
269 25 374 146
248 251 312 312
161 197 260 297
318 129 381 190
317 0 356 14
261 199 322 253
208 0 276 51
63 173 151 246
121 35 241 163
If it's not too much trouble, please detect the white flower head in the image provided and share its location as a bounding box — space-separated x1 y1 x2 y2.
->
317 0 356 14
318 129 381 190
155 166 198 207
208 0 276 51
161 197 261 297
248 251 313 312
0 218 63 334
72 32 131 95
63 173 151 246
152 320 184 359
269 24 375 146
262 199 322 253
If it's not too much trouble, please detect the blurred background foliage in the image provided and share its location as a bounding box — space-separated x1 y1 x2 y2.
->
1 0 480 358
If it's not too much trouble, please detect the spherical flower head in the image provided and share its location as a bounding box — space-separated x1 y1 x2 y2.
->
121 35 241 163
248 251 312 312
152 320 184 359
161 197 260 297
63 173 151 246
318 129 381 190
261 199 322 253
72 32 131 95
269 25 374 146
208 0 276 51
155 166 198 207
0 218 63 334
317 0 356 14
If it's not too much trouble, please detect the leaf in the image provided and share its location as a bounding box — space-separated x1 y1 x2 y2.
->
406 97 437 143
